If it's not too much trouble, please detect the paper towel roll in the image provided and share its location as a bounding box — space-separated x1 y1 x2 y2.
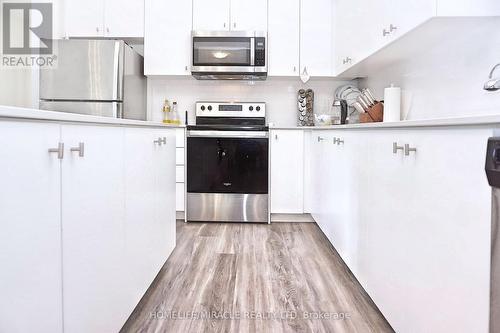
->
383 84 401 122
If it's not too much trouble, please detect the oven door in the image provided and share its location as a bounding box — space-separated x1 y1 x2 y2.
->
187 131 269 194
191 31 255 73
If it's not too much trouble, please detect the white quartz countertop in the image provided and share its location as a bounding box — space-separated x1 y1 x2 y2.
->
0 105 185 128
270 114 500 130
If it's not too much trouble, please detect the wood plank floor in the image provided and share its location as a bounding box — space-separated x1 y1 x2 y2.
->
121 221 394 333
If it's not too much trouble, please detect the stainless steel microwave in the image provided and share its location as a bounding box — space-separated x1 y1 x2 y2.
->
191 31 267 80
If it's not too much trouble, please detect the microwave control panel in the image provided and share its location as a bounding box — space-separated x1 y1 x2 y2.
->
254 37 266 67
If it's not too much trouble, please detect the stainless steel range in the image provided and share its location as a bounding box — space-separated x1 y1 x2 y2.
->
186 102 269 223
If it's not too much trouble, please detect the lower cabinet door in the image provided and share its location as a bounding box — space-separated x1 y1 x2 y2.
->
61 125 129 333
123 127 176 308
270 130 304 214
154 129 177 263
123 128 159 310
357 128 492 333
0 121 63 333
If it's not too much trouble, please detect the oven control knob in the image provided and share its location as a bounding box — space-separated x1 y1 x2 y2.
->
256 106 261 111
249 106 254 111
201 105 205 111
208 105 213 111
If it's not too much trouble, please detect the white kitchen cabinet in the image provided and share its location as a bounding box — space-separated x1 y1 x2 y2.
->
61 125 129 333
123 128 160 307
308 131 358 270
193 0 230 31
0 122 63 333
145 0 192 75
193 0 267 31
175 128 186 212
334 0 499 76
334 0 380 74
0 117 178 333
299 0 333 77
154 129 177 260
270 130 304 214
367 128 490 333
230 0 268 31
65 0 104 37
310 127 492 333
268 0 299 76
104 0 144 38
65 0 144 38
123 128 176 308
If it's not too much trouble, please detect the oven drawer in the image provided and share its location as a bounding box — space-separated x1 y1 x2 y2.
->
187 136 268 194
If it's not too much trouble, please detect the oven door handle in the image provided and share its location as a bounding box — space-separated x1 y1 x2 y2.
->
187 130 269 139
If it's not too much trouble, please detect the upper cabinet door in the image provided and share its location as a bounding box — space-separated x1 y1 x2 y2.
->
334 0 381 74
0 122 63 333
383 0 435 43
268 0 299 76
193 0 231 31
104 0 144 38
230 0 268 31
145 0 192 75
300 0 333 77
65 0 104 37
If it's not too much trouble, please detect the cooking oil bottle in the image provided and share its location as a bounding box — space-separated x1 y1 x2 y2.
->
162 99 172 124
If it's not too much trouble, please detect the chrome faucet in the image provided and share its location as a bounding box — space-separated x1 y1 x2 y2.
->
484 63 500 91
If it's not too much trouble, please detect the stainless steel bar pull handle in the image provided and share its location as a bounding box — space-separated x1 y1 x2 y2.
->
70 142 85 157
317 136 325 142
154 137 167 146
393 142 403 154
404 144 417 156
337 138 345 145
48 143 64 159
333 137 338 144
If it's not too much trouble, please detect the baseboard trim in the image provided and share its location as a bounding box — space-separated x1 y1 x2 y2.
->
176 211 185 220
271 213 315 223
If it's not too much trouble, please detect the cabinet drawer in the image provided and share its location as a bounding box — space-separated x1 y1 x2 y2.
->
175 128 185 148
176 166 185 183
176 183 185 211
176 148 184 165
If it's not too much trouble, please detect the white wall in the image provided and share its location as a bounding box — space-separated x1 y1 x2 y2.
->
360 18 500 120
147 77 355 126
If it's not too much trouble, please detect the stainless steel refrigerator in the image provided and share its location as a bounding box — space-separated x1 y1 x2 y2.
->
39 39 146 120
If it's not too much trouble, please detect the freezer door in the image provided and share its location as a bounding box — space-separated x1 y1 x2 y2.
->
40 40 124 101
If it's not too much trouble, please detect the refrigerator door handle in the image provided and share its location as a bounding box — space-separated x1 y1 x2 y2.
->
112 41 121 101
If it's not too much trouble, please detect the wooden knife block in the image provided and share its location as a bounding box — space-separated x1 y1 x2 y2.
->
360 102 384 123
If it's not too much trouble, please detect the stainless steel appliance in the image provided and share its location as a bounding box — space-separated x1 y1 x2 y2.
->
186 102 269 223
485 138 500 333
39 39 146 120
191 31 267 80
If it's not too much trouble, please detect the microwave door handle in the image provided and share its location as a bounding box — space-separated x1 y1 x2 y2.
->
250 38 255 66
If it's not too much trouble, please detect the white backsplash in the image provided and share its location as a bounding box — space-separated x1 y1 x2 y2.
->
360 20 500 120
147 77 355 126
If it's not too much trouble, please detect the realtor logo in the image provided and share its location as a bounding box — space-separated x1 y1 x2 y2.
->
2 2 53 54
